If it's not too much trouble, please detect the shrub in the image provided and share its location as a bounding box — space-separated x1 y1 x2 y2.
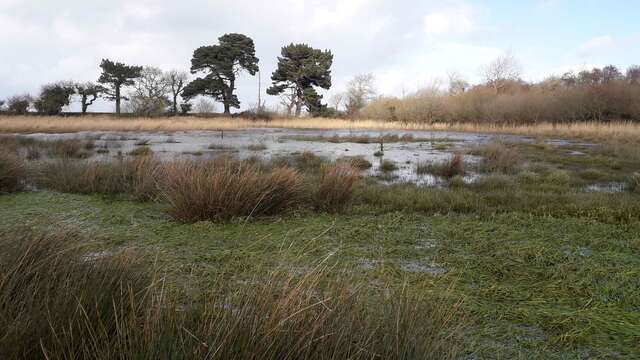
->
475 141 520 173
314 163 360 212
416 153 464 178
162 159 303 222
0 150 26 193
380 159 397 172
0 230 465 359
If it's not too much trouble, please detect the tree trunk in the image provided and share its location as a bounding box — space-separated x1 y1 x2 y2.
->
81 95 88 114
115 86 121 114
172 94 178 115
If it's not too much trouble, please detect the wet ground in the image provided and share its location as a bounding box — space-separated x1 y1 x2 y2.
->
19 127 610 189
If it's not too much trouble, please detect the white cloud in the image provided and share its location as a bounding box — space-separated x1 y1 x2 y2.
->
576 36 616 58
423 3 477 38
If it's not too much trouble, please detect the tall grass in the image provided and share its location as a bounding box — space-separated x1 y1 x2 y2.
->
473 141 520 173
162 159 303 222
313 163 360 212
38 157 163 200
0 150 26 193
416 153 465 178
3 116 640 143
0 230 465 359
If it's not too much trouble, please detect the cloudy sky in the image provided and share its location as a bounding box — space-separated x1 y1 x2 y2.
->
1 0 638 112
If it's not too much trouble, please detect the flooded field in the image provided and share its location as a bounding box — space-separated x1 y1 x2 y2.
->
19 127 594 187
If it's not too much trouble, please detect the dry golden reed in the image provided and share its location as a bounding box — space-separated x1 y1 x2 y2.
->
2 115 640 142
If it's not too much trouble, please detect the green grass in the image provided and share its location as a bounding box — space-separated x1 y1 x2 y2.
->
0 191 638 358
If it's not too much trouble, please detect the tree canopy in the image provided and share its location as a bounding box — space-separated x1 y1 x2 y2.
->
34 82 75 115
267 44 333 117
183 33 259 114
98 59 142 114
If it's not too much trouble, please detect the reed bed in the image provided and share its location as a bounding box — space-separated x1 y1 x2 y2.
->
2 116 640 142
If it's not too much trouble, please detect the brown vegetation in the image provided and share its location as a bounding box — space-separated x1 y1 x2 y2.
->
417 153 465 178
0 230 464 359
162 159 303 222
313 163 360 212
0 150 26 193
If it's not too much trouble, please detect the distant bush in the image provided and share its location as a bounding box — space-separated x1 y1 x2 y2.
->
162 159 303 222
0 150 26 193
313 163 360 212
5 95 32 115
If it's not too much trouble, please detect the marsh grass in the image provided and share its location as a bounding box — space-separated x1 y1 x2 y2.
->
129 146 153 156
336 155 372 170
627 173 640 193
313 163 360 212
47 138 93 158
417 153 465 178
38 157 163 200
162 159 303 222
379 159 397 172
473 141 520 173
248 143 268 151
0 230 465 360
0 150 26 193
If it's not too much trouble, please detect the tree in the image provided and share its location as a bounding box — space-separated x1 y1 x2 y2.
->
98 59 142 114
267 43 333 117
184 33 259 115
447 71 469 95
482 53 522 93
344 73 376 117
167 70 189 114
75 82 104 114
6 95 32 114
627 65 640 85
33 82 75 115
127 66 170 116
602 65 623 84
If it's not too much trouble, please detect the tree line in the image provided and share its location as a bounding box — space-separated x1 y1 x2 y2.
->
0 33 336 117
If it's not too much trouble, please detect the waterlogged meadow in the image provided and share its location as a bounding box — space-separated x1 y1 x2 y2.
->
1 125 640 359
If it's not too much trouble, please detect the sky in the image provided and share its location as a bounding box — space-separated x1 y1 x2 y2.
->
1 0 639 112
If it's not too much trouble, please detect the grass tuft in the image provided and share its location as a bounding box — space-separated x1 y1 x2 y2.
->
474 141 520 173
417 153 465 178
162 159 303 222
0 150 26 193
380 159 397 172
313 163 360 212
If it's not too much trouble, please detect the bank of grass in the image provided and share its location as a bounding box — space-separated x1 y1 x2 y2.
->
0 192 637 358
0 228 465 359
3 116 640 142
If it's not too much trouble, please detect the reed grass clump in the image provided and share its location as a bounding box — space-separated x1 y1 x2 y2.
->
627 173 640 193
380 159 397 172
313 163 360 212
162 159 303 222
47 138 93 158
38 157 163 200
416 153 465 178
475 141 520 173
129 146 153 156
0 150 26 193
337 155 372 170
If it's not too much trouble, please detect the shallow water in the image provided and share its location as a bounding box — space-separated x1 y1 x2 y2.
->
19 128 589 187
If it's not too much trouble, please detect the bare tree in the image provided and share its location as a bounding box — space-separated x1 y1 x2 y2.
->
627 65 640 85
345 73 376 118
167 70 189 115
482 52 522 93
195 97 216 114
447 71 469 95
278 88 299 117
329 92 345 112
128 66 171 116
